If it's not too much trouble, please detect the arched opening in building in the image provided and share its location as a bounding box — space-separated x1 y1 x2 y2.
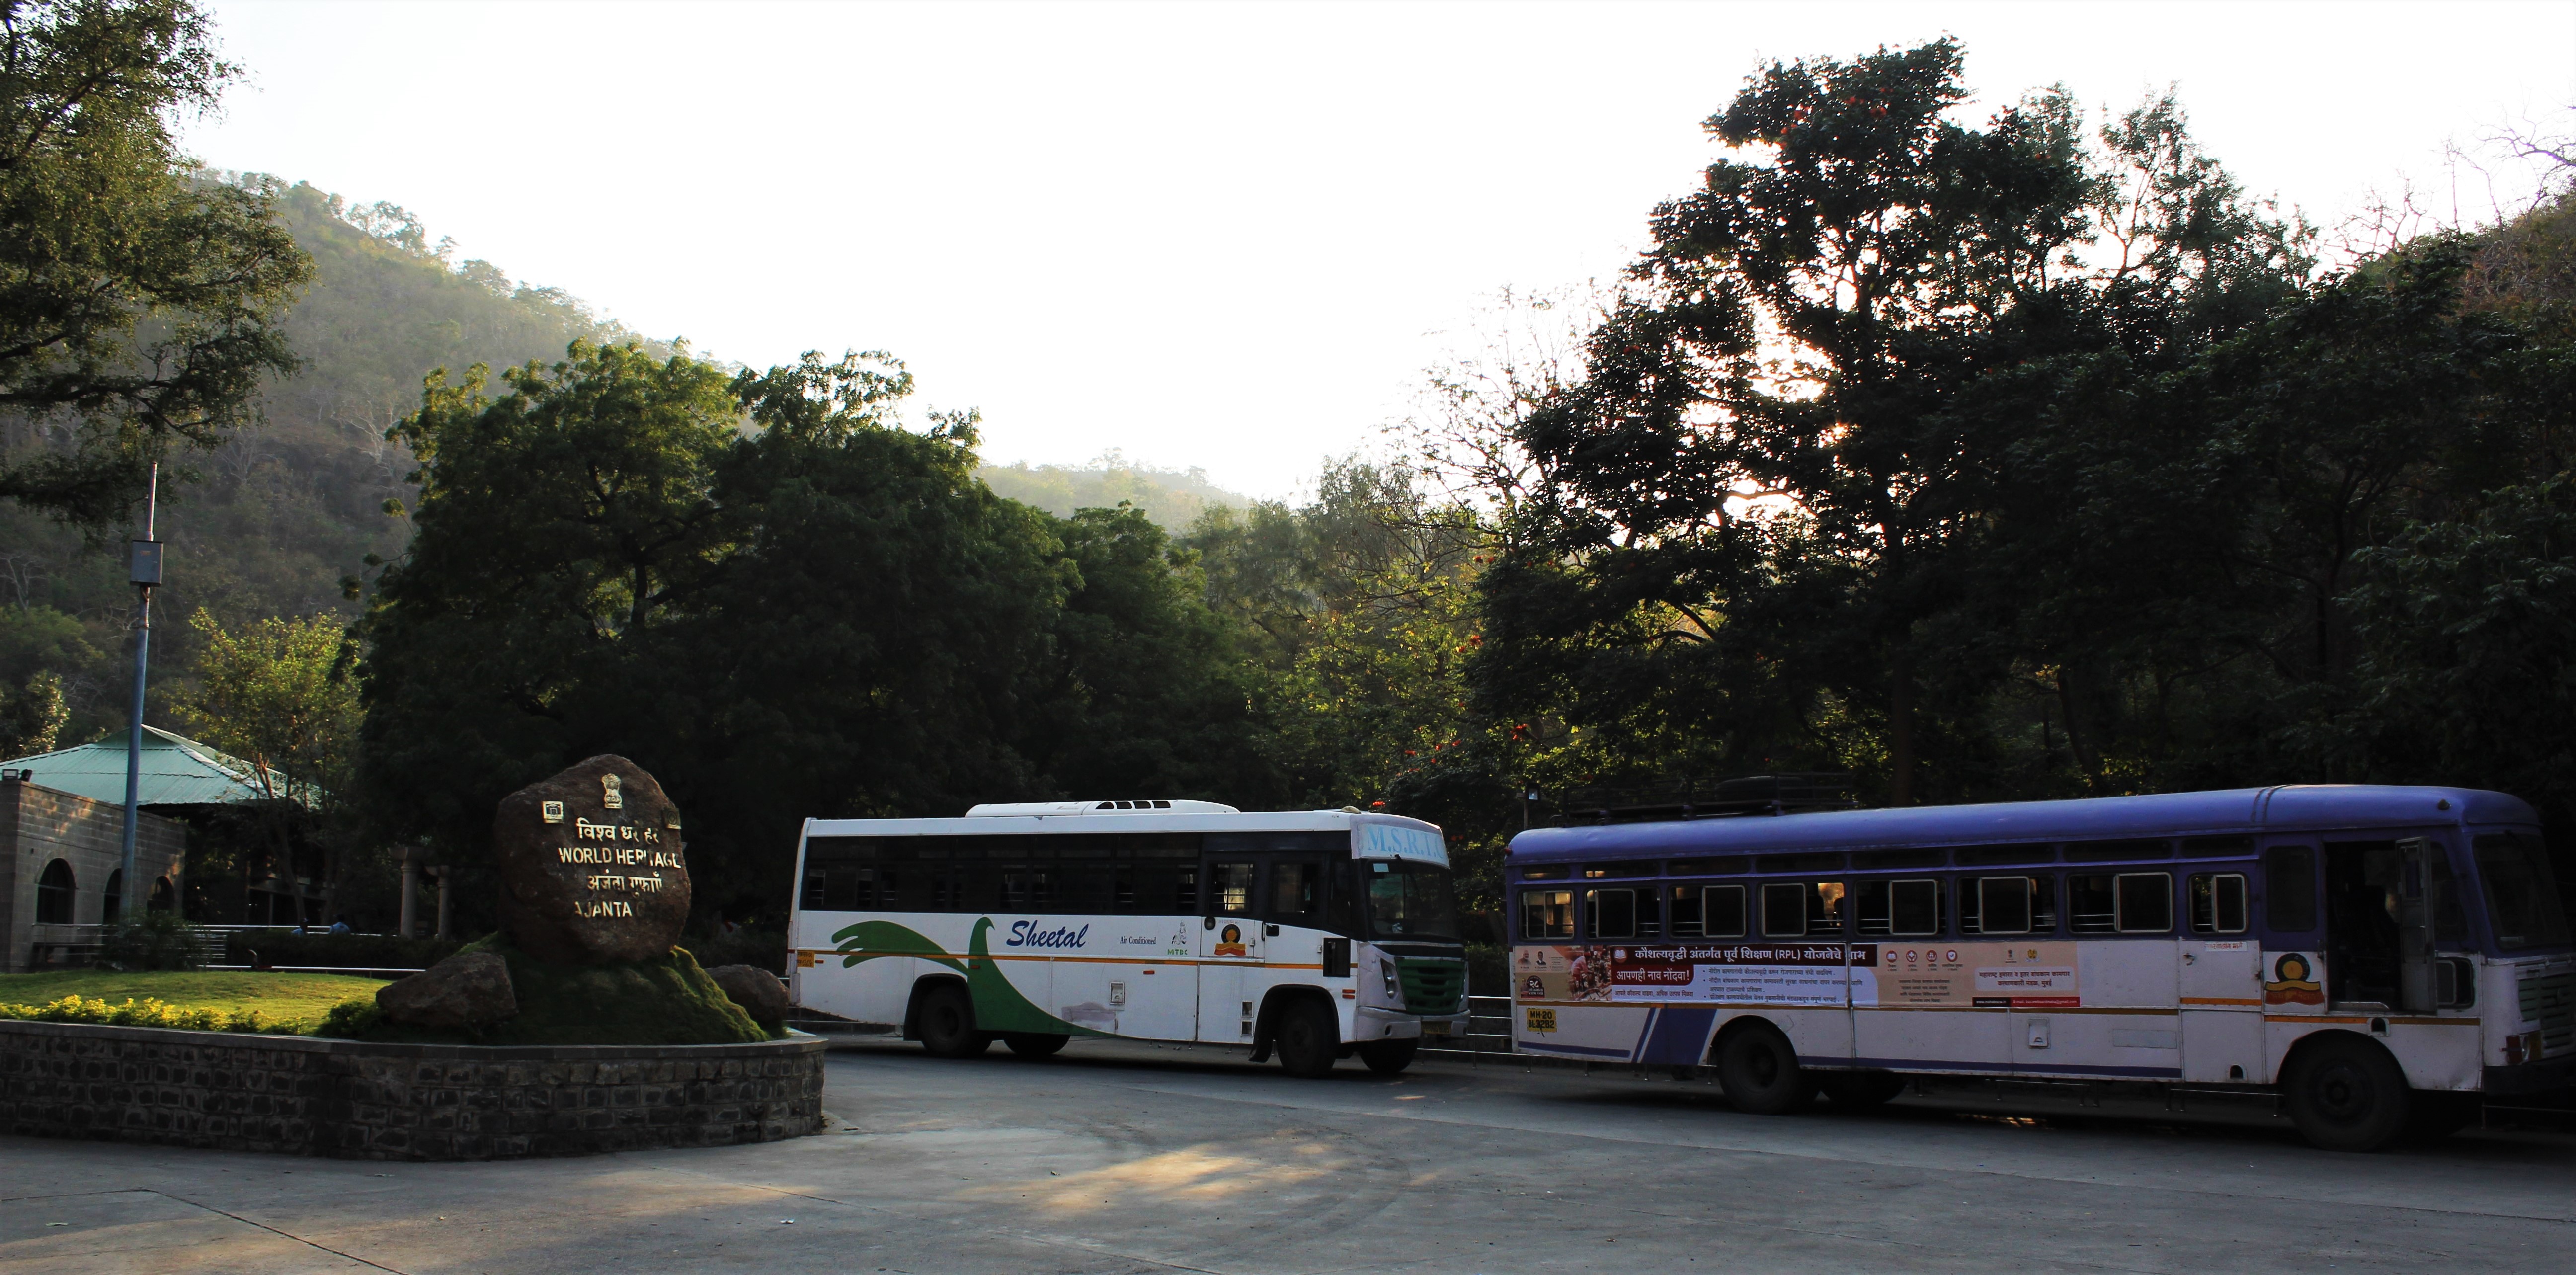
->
149 876 176 913
34 859 75 924
102 869 123 924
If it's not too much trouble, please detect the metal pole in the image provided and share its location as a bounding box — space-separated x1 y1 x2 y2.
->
117 463 160 924
399 846 417 939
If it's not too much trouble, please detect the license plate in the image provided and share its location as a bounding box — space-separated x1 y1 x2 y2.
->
1526 1008 1557 1032
1422 1020 1451 1036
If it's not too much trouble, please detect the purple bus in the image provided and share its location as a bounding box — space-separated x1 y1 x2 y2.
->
1507 785 2573 1150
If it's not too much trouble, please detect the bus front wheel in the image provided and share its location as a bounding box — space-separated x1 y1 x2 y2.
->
916 983 989 1059
1275 998 1341 1078
2284 1035 2410 1152
1715 1024 1813 1115
1358 1039 1417 1075
1004 1033 1069 1059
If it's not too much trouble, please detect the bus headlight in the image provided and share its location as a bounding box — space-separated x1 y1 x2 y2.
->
1381 960 1402 1004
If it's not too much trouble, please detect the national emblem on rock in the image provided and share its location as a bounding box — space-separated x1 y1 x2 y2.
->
494 754 691 963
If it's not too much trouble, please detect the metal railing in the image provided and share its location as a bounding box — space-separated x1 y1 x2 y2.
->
1419 994 1516 1062
23 923 229 969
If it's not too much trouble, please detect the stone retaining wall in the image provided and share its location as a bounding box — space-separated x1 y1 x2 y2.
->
0 1019 826 1160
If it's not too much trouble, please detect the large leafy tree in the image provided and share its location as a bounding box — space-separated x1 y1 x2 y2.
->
0 0 309 526
1487 41 2306 803
359 341 748 870
362 344 1267 924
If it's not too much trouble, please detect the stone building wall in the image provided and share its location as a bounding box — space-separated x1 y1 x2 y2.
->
0 1019 828 1160
0 779 189 972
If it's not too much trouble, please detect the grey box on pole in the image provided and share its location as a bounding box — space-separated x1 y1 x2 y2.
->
129 540 162 586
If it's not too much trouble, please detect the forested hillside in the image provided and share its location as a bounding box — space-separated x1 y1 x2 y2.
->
0 178 667 748
980 456 1243 527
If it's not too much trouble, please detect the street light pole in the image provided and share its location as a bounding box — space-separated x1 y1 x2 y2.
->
118 462 162 923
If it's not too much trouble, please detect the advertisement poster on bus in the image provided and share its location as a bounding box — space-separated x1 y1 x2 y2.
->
1859 941 2082 1008
1512 940 2083 1008
1512 943 1866 1006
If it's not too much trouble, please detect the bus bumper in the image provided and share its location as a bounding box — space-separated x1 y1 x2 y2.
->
1351 1008 1469 1042
2483 1056 2576 1096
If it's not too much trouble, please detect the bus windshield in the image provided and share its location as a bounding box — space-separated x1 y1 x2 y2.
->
2475 832 2573 950
1365 861 1460 940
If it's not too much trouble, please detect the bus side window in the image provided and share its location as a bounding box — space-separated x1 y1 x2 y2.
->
1210 862 1256 915
2188 873 2248 934
1269 861 1322 920
1704 885 1748 938
1668 884 1705 937
957 864 1001 912
1124 861 1193 915
1522 889 1574 940
1586 888 1637 939
2263 845 2318 933
1855 879 1941 936
1809 881 1847 934
1974 877 2034 935
1761 882 1808 937
2068 875 2116 934
2115 873 2173 933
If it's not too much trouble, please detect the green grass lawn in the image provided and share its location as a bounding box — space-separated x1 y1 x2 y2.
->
0 970 388 1024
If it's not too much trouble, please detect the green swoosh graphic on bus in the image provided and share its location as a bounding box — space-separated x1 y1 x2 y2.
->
831 920 966 973
829 917 1107 1038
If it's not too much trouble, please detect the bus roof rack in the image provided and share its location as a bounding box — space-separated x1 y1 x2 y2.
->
963 799 1244 817
1552 773 1860 826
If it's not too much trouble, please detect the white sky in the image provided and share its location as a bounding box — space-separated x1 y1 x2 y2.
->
189 1 2576 501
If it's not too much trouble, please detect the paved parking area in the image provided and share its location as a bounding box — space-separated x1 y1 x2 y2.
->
3 1038 2573 1273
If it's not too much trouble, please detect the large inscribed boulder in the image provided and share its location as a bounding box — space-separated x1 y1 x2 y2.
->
495 755 691 964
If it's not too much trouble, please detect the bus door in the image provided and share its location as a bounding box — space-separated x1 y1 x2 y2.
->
1197 856 1265 1043
2177 866 2262 1082
2324 840 2408 1008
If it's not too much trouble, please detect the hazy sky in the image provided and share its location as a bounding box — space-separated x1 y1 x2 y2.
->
190 1 2574 500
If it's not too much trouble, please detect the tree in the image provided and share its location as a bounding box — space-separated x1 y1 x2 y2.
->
360 344 1272 927
167 606 361 915
170 607 359 803
1487 42 2307 803
0 667 62 755
359 340 746 866
0 0 310 527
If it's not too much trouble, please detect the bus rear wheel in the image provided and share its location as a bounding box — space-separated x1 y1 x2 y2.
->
1715 1024 1813 1115
2284 1036 2410 1151
916 983 989 1059
1275 998 1341 1078
1817 1070 1908 1109
1004 1033 1069 1059
1357 1039 1417 1075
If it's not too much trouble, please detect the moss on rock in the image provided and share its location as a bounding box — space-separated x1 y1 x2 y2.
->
353 936 770 1046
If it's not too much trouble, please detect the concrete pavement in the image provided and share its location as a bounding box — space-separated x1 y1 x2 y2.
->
2 1037 2571 1273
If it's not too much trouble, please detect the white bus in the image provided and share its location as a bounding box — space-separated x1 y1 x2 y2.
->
787 799 1470 1075
1508 785 2576 1150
